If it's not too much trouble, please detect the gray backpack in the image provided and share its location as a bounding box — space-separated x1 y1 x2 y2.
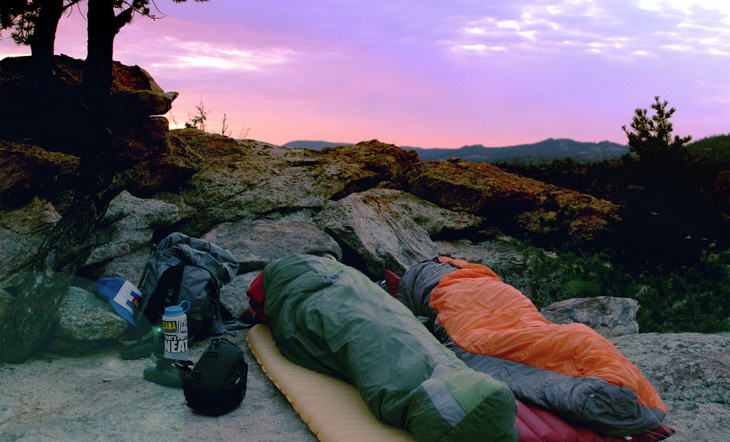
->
137 232 240 340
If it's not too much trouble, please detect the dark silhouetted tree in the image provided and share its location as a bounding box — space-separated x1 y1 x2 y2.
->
1 0 82 73
622 96 692 171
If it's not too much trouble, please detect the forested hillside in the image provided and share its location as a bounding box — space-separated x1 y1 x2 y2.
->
285 138 629 164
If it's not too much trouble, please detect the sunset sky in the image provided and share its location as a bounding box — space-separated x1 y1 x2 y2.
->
1 0 728 148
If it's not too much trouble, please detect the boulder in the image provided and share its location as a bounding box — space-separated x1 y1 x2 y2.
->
84 191 184 266
0 141 78 209
108 60 178 118
127 130 204 197
96 250 151 288
406 159 542 213
314 190 437 278
405 159 620 240
166 136 419 236
360 188 485 236
319 139 421 196
0 55 177 156
612 333 730 404
200 216 342 273
541 296 640 338
611 333 730 441
46 286 128 355
111 116 172 167
434 238 527 275
0 197 61 277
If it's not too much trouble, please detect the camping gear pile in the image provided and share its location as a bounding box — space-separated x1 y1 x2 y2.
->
95 232 249 416
94 232 674 440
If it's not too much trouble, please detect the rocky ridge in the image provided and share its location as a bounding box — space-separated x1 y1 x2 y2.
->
0 56 728 440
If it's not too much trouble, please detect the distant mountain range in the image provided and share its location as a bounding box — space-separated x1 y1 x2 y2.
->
283 138 631 164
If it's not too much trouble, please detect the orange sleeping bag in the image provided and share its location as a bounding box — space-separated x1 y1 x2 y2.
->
429 257 666 414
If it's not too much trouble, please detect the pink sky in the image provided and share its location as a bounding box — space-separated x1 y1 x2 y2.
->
1 0 728 148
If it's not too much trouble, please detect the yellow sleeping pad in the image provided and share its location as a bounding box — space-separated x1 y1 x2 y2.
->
246 324 414 442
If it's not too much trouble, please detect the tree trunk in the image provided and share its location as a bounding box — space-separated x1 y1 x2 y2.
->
0 189 115 362
83 0 117 122
29 0 65 75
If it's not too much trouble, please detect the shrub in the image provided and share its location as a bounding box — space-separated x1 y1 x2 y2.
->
563 279 602 298
500 245 634 308
498 244 729 333
636 251 730 333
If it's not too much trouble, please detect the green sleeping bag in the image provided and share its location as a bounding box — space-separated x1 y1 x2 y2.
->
262 254 518 442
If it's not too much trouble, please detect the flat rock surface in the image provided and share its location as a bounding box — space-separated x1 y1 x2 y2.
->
0 329 317 441
2 330 727 441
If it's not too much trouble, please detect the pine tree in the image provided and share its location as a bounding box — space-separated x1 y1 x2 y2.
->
622 96 692 171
